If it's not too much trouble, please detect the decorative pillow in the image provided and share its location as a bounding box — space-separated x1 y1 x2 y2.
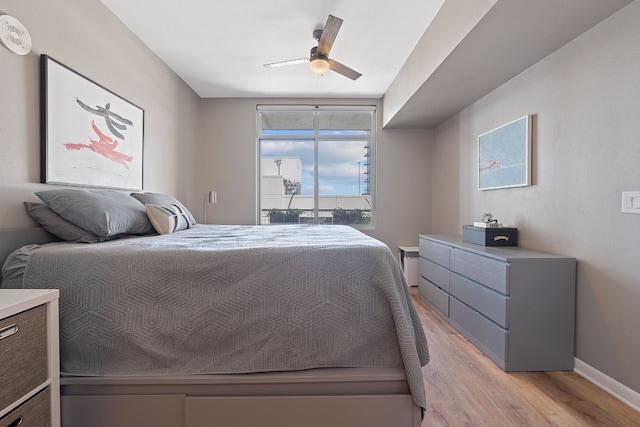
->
130 192 196 225
145 203 192 235
24 202 103 243
35 189 154 237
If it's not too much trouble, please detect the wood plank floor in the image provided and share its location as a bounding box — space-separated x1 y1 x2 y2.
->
410 288 640 427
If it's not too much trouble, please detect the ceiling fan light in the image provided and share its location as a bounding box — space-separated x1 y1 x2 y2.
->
310 58 330 74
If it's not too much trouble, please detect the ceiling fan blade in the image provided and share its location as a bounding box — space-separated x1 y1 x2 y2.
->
328 59 362 80
264 58 309 68
317 15 342 56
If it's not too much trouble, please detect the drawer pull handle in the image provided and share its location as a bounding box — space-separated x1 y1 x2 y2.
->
0 323 18 340
7 416 23 427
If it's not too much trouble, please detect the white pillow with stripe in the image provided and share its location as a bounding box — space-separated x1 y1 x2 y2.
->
145 203 192 235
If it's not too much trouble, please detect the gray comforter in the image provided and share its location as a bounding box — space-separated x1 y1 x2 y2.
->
14 224 429 407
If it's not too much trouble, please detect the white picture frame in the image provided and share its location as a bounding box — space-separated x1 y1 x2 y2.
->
478 115 531 190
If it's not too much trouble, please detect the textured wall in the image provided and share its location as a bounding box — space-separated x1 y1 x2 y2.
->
431 2 640 393
0 0 201 228
197 98 432 251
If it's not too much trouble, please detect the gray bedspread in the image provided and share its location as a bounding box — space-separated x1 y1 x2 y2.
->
15 224 429 407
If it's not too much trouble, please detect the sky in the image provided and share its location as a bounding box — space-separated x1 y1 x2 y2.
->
261 138 370 195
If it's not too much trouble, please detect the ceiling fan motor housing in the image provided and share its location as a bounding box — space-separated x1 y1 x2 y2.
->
309 46 328 62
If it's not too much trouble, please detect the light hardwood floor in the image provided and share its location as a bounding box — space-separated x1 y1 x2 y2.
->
411 288 640 427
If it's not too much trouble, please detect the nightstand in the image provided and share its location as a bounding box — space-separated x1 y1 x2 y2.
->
0 289 60 427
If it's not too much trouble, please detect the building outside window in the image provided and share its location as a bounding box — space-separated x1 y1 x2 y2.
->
257 105 375 226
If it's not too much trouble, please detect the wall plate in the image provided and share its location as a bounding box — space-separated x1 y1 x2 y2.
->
621 191 640 214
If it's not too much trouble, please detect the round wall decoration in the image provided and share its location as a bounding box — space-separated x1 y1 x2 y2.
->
0 15 32 55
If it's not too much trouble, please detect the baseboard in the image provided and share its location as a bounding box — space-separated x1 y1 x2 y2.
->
574 358 640 412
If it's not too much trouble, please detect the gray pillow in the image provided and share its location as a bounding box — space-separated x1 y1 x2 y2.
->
25 202 102 243
36 189 154 237
130 192 196 225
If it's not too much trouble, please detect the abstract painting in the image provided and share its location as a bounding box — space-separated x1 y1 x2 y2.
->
478 115 531 190
41 55 144 190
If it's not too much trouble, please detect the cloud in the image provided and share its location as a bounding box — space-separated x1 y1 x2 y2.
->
261 140 312 156
260 139 369 196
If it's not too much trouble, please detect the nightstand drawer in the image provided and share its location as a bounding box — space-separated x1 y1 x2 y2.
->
0 305 48 411
419 238 450 268
419 258 449 292
450 249 509 294
0 387 50 427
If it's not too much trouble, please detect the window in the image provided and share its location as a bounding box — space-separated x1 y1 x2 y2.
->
257 106 375 226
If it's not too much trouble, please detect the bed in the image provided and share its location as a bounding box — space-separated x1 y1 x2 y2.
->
1 190 429 427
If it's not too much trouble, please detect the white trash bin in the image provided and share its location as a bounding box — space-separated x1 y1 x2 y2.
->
398 246 419 287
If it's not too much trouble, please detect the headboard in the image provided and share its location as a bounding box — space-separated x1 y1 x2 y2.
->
0 228 59 285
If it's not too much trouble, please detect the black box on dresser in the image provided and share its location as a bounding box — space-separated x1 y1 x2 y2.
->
462 225 518 246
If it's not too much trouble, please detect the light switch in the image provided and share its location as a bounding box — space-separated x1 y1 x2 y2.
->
622 191 640 214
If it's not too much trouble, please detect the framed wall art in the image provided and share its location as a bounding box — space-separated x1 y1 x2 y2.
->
40 54 144 190
478 115 531 190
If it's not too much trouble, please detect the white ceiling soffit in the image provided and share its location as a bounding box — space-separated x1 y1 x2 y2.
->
383 0 635 129
99 0 445 99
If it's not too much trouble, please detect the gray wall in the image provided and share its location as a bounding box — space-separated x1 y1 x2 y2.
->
431 1 640 393
0 0 201 227
197 98 432 251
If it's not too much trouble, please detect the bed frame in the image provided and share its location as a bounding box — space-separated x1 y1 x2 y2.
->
0 228 423 427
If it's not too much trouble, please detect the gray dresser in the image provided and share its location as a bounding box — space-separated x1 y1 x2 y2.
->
418 234 576 371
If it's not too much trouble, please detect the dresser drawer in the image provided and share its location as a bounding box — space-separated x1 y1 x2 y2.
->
450 248 509 294
419 238 450 268
0 387 50 427
418 276 449 317
0 305 48 411
449 298 508 362
419 258 450 292
450 272 509 328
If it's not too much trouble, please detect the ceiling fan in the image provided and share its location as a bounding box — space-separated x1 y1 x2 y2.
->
264 15 362 81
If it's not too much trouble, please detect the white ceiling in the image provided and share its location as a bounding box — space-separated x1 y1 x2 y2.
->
99 0 445 99
100 0 635 128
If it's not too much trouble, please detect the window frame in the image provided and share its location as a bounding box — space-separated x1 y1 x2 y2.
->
256 105 376 228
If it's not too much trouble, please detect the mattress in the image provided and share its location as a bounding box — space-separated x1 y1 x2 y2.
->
3 224 429 408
